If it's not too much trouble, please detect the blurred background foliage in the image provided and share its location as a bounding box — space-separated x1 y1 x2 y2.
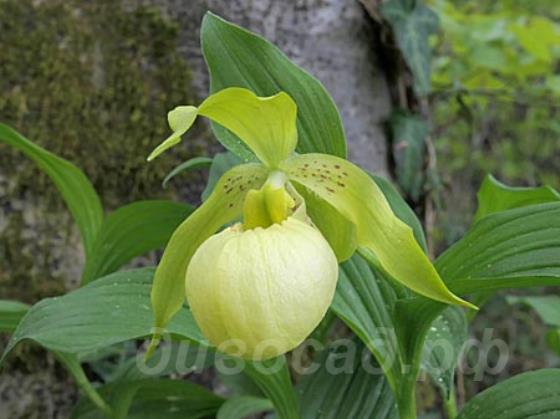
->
427 0 560 247
423 0 560 412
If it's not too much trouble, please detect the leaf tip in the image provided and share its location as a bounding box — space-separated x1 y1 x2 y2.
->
455 296 478 311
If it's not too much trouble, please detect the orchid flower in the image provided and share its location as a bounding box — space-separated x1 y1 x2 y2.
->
147 87 475 360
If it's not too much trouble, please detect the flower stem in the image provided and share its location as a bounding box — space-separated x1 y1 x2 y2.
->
397 374 417 419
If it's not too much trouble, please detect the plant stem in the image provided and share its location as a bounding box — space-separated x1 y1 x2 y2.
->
397 373 417 419
443 384 458 419
55 351 112 417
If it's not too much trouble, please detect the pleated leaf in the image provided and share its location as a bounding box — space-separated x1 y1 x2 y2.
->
437 202 560 294
457 369 560 419
297 340 398 419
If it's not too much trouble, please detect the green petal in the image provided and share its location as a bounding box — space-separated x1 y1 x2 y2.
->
147 106 198 161
282 153 476 309
198 88 297 168
151 163 268 330
147 88 297 166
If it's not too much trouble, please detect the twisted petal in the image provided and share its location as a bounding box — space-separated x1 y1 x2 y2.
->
151 163 268 330
282 153 476 309
147 106 198 161
148 88 297 167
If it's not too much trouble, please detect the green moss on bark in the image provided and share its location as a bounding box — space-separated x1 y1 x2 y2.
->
0 0 200 299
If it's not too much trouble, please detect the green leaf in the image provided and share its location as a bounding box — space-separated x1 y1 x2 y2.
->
511 19 556 63
469 46 508 71
381 0 439 95
218 367 263 398
71 378 224 419
217 396 273 419
383 198 560 419
331 254 403 390
1 268 206 364
0 123 103 259
243 357 300 419
82 200 193 284
437 203 560 295
313 172 429 403
150 163 267 332
297 340 398 419
508 296 560 357
201 12 347 158
388 111 428 201
55 352 112 417
506 296 560 327
162 156 213 187
401 202 560 365
421 306 467 399
546 329 560 356
283 153 472 308
110 343 215 384
474 174 560 222
0 300 29 333
394 201 560 409
457 369 560 419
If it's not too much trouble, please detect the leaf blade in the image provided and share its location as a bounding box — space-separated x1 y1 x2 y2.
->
474 174 560 222
71 378 224 419
243 358 300 419
82 200 193 284
162 156 213 188
1 268 206 364
0 300 30 333
297 340 398 419
381 1 439 95
0 123 103 259
217 396 273 419
201 12 346 158
457 369 560 419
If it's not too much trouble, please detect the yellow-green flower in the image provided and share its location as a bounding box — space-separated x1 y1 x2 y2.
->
147 87 475 360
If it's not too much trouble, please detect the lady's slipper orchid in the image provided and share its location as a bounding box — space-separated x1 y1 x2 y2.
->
147 87 475 360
